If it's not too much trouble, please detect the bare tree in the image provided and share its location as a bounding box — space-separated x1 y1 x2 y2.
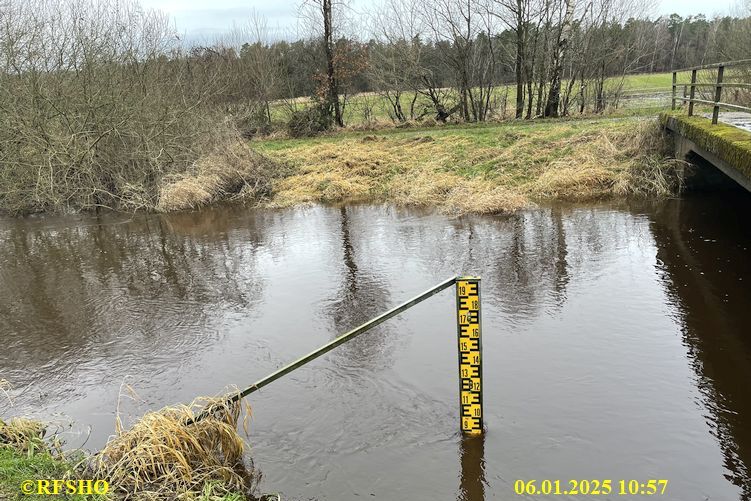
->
369 0 424 121
489 0 533 118
237 14 282 126
300 0 345 126
544 0 575 116
420 0 499 121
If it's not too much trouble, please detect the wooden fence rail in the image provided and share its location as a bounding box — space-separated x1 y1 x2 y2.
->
672 59 751 124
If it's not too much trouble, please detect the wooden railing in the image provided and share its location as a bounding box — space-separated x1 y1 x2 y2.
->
672 59 751 124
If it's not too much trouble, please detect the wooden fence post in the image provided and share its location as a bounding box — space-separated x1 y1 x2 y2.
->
688 69 697 116
712 65 724 125
672 71 677 110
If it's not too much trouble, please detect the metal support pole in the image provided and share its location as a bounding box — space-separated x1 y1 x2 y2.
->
671 72 677 110
456 277 483 435
713 65 724 125
188 275 459 425
688 69 697 116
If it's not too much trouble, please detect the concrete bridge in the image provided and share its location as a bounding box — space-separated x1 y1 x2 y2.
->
661 60 751 192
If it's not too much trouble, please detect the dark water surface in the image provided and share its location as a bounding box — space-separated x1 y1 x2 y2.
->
2 195 751 500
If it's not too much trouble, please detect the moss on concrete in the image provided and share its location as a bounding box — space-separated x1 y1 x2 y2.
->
660 111 751 178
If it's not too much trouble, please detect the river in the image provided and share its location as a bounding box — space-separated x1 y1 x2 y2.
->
1 194 751 500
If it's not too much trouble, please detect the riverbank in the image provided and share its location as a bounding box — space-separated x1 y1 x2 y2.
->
246 117 681 215
1 446 254 501
1 116 682 216
0 395 261 501
0 415 88 500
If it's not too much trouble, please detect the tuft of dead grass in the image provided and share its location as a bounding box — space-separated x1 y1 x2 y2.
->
524 120 681 201
388 169 459 206
0 417 46 453
613 156 684 197
388 170 528 214
530 163 617 200
446 183 529 214
157 141 286 212
91 395 257 500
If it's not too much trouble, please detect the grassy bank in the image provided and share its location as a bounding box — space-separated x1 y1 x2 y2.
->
0 447 99 501
1 113 681 216
0 415 93 500
0 392 262 501
0 0 680 218
251 117 681 214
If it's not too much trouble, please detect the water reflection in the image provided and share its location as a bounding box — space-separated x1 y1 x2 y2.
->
458 434 486 501
396 208 575 323
324 207 394 370
648 194 751 499
0 209 268 426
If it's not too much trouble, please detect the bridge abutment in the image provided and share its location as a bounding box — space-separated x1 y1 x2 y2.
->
661 112 751 193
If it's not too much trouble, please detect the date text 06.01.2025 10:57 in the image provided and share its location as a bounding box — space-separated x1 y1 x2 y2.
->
514 479 669 496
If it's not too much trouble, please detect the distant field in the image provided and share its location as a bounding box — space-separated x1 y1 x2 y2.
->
618 72 673 90
270 72 675 127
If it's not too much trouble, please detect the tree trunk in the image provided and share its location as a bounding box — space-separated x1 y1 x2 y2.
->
525 77 533 119
461 80 470 121
322 0 343 127
410 92 418 119
514 0 525 119
544 0 574 118
535 78 545 116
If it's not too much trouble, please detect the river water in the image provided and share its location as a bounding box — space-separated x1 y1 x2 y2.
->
1 194 751 500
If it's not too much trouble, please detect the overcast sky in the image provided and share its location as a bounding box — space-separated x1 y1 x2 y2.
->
139 0 741 42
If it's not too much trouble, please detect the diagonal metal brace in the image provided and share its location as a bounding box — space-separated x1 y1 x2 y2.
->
188 275 459 425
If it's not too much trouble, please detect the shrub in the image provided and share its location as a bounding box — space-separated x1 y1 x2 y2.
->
286 105 333 138
230 103 274 138
0 0 275 214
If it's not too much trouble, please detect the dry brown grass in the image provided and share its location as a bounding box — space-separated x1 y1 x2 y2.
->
527 132 621 200
91 395 257 500
0 417 46 453
388 169 528 214
157 141 285 212
258 119 680 214
526 124 681 200
446 183 529 214
530 164 616 200
1 379 51 455
1 388 259 500
522 120 677 198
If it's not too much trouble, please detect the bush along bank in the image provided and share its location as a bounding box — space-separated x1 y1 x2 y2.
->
0 0 287 217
